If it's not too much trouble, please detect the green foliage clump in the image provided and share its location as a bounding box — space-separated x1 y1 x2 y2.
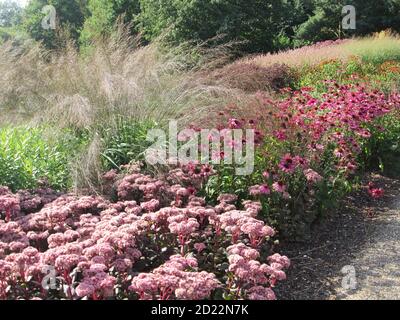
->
0 26 29 45
100 118 156 170
0 126 86 191
361 111 400 177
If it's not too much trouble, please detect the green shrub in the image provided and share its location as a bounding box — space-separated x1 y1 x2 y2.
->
361 110 400 177
0 126 86 191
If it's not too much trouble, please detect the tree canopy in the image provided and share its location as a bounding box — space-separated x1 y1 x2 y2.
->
5 0 400 52
22 0 87 48
0 1 23 27
79 0 140 46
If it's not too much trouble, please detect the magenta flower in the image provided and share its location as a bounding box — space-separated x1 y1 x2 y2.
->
272 182 286 193
279 154 296 173
259 185 271 195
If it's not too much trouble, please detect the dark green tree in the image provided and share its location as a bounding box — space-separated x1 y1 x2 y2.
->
296 0 400 43
23 0 88 48
136 0 302 53
79 0 140 45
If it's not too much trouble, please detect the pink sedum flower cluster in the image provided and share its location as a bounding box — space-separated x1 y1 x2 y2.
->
0 163 288 300
129 255 220 300
226 244 290 300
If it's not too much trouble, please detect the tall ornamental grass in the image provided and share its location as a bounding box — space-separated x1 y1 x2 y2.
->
243 32 400 69
0 24 245 190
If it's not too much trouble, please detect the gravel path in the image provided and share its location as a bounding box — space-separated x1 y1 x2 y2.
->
275 173 400 300
333 193 400 300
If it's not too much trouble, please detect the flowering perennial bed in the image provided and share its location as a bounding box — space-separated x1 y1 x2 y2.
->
206 82 400 237
0 165 288 300
1 81 400 300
